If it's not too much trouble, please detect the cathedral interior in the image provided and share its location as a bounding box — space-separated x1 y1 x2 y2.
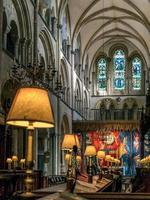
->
0 0 150 199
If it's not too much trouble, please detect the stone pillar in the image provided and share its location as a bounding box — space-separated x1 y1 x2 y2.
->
3 25 10 50
33 0 39 64
44 133 48 176
20 38 26 65
15 39 19 61
27 39 32 64
33 129 38 170
53 133 61 175
0 0 3 98
12 129 18 156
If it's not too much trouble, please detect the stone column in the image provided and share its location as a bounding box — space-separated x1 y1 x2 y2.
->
26 39 32 64
53 134 61 175
20 38 26 65
0 0 3 98
3 25 10 50
33 129 38 170
12 129 18 156
33 0 39 64
44 133 48 176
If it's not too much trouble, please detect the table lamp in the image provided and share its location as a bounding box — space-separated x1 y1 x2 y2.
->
12 155 18 169
105 155 111 168
20 158 26 169
84 145 96 183
6 87 54 195
6 158 12 170
97 150 105 181
62 134 80 192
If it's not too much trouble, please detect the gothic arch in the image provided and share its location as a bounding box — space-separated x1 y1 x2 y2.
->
39 28 55 67
12 0 32 39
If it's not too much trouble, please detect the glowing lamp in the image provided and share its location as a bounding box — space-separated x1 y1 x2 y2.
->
84 145 96 156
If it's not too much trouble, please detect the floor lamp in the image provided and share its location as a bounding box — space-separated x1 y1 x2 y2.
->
97 150 105 181
6 87 54 197
62 134 80 192
84 145 96 183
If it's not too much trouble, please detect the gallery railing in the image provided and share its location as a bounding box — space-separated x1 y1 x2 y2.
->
91 108 143 121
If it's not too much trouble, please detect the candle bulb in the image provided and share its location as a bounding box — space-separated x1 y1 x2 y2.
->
20 159 26 169
12 155 18 169
6 158 12 170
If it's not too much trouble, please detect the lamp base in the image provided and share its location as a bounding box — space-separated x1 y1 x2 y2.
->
88 175 93 183
24 168 34 194
66 166 76 193
15 191 41 200
66 177 75 193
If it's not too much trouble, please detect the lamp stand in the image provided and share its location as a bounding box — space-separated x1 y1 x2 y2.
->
88 156 93 183
25 126 34 194
66 151 74 192
97 158 102 183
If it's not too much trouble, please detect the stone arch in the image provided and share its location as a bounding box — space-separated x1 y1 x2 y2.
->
11 0 32 39
1 79 20 114
39 28 55 67
6 20 19 57
4 0 32 63
61 114 70 135
61 6 71 60
122 98 137 109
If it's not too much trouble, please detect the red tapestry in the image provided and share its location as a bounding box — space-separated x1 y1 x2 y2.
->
88 130 120 152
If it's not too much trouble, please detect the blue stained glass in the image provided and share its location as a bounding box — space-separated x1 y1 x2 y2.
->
97 58 107 90
113 50 125 90
132 57 141 90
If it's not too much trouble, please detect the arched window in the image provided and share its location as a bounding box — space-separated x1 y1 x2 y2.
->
113 49 125 90
7 20 18 57
132 57 142 90
97 58 107 90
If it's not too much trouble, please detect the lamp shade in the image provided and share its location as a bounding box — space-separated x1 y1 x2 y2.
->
6 87 54 128
105 155 111 161
12 155 18 161
84 145 96 156
62 134 80 150
97 150 105 159
6 158 12 163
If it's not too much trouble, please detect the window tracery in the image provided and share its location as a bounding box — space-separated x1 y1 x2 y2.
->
96 47 144 95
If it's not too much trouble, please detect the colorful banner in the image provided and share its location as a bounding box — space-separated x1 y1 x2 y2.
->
87 129 141 176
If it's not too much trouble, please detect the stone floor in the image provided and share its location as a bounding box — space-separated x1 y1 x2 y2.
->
36 183 66 200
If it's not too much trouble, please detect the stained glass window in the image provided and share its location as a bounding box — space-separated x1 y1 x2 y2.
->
97 58 107 90
132 57 141 90
113 50 125 90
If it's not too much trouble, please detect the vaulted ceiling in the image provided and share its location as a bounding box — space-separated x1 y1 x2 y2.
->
66 0 150 68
